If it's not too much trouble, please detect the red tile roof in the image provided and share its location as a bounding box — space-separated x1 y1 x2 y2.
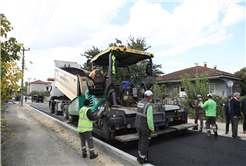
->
30 80 49 84
156 65 240 82
47 78 54 81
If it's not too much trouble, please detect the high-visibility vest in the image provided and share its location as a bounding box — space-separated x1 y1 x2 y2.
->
77 106 93 133
112 55 116 75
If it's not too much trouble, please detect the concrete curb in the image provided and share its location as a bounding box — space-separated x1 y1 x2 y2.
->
25 104 153 166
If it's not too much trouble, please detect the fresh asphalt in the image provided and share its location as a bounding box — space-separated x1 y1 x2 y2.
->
27 102 246 166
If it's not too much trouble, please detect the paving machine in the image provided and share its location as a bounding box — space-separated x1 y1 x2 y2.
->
85 46 197 143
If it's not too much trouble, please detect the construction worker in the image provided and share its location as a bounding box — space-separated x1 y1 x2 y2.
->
135 90 155 164
193 95 204 132
77 99 101 159
200 94 218 137
89 66 105 80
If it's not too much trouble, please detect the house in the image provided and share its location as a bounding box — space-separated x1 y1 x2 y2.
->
156 63 242 98
28 80 49 94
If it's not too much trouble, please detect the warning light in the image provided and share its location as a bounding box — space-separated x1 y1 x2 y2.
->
124 46 127 51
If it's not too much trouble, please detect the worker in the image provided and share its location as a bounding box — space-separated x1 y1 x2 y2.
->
25 96 27 102
200 94 218 137
112 55 118 75
77 99 101 159
89 66 105 80
135 90 155 164
192 95 204 132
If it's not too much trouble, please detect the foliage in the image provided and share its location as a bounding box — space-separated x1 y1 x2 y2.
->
151 84 166 99
1 14 22 64
80 36 164 82
234 67 246 96
170 88 179 101
180 73 210 102
30 91 49 97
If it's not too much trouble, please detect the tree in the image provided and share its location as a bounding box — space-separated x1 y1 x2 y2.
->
151 84 166 99
234 67 246 96
180 73 210 102
1 14 24 101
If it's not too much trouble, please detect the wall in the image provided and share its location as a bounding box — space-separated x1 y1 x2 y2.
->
30 84 47 92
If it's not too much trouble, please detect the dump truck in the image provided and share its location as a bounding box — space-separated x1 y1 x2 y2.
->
49 47 197 143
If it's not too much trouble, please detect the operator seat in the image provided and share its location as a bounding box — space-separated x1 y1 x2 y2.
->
88 70 105 95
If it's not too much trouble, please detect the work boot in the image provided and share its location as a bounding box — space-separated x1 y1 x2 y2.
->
83 153 87 158
90 154 98 159
137 155 140 162
139 158 153 164
207 132 211 137
214 132 218 137
225 131 228 134
199 129 202 132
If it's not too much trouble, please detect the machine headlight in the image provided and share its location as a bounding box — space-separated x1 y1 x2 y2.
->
127 124 131 128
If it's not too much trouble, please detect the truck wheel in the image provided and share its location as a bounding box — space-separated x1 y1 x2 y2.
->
68 114 76 123
55 105 59 115
63 105 68 119
49 102 55 113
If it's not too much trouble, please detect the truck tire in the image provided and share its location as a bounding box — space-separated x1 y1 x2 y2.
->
63 105 68 119
68 114 76 123
55 104 59 115
49 102 55 113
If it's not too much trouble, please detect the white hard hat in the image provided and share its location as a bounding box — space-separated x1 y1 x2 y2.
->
144 90 153 97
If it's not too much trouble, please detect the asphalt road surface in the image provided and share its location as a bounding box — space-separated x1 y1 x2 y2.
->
27 102 246 166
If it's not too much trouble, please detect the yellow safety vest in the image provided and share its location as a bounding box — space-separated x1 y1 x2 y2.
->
77 106 93 133
112 55 116 75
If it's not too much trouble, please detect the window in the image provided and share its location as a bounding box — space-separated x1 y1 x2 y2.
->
181 86 185 92
209 83 216 94
174 85 180 94
230 86 235 94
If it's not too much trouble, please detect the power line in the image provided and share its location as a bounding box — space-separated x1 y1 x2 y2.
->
30 1 58 56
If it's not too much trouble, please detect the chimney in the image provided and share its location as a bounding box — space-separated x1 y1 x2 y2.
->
204 62 207 68
214 65 217 70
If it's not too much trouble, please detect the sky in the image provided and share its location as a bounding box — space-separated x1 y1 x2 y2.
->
1 0 245 84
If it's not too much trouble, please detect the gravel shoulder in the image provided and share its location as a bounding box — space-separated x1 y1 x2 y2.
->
1 103 122 166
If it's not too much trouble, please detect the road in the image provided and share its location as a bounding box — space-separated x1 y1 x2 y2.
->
27 102 246 166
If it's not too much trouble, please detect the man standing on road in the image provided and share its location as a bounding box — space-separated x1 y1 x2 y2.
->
221 96 233 134
241 98 246 134
25 96 27 102
200 94 218 137
77 99 101 159
230 92 241 139
193 95 204 132
135 90 155 164
4 99 8 107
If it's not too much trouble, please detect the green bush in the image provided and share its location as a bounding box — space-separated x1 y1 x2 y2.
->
30 91 49 97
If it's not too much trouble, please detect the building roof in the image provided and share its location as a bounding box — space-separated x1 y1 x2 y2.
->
47 78 54 81
30 80 49 84
156 64 241 83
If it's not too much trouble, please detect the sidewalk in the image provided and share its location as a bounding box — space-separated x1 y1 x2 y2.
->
188 118 246 140
1 103 121 166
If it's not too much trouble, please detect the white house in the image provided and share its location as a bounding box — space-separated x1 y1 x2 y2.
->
28 80 49 94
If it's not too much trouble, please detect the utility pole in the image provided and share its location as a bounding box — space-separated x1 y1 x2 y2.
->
27 78 32 95
194 63 199 74
20 47 30 106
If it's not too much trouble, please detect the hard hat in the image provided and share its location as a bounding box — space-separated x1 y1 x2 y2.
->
144 90 153 97
156 98 160 101
207 94 212 97
197 95 202 98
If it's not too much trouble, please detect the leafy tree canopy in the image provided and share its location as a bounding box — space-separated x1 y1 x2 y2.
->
80 36 164 82
234 67 246 95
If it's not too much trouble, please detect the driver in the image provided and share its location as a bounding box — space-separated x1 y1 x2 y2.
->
89 66 105 80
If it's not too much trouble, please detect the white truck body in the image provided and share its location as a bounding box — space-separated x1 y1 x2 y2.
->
54 60 89 100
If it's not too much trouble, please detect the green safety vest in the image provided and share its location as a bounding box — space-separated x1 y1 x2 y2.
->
77 106 93 133
112 55 116 75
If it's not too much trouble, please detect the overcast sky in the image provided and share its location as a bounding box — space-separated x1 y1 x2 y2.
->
1 0 245 83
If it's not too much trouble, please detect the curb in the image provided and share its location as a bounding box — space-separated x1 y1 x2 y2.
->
25 104 153 166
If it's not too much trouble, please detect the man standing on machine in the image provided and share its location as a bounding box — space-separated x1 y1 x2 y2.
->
135 90 155 164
